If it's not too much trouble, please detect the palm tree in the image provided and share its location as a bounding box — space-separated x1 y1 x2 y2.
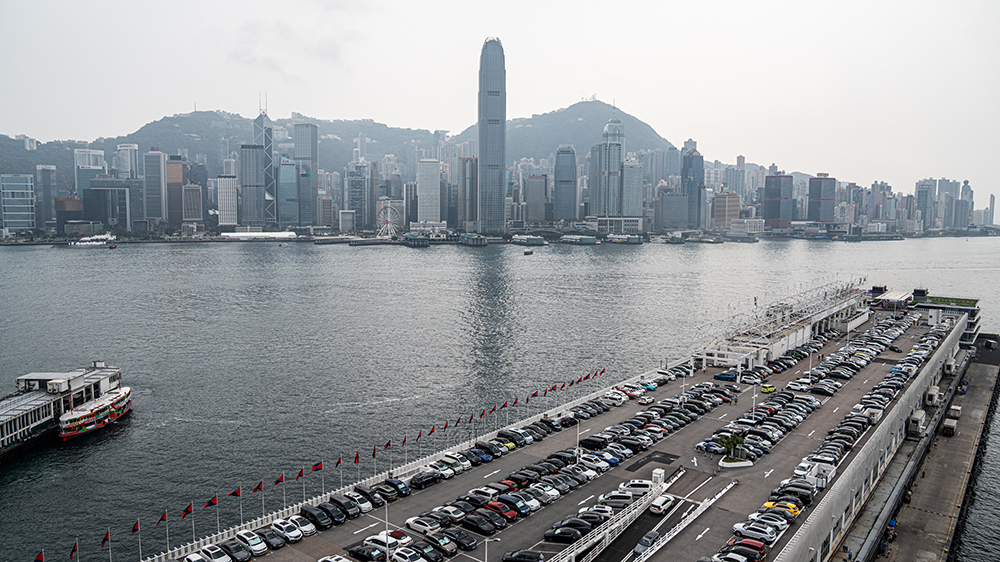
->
716 434 745 460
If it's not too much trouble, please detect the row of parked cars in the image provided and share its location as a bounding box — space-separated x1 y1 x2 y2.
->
713 333 838 386
699 389 822 463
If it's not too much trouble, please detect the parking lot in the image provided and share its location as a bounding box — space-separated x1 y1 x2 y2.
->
218 314 936 562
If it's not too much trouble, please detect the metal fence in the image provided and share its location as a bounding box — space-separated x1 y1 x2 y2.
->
633 478 738 562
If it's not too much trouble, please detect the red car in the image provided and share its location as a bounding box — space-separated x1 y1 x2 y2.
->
497 479 519 491
722 537 767 556
485 501 518 522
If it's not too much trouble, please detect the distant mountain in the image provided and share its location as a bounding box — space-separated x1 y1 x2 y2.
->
454 100 675 162
0 100 676 187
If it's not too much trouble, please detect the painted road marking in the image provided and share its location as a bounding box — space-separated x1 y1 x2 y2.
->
864 380 868 384
808 430 815 437
578 494 595 505
692 457 698 467
833 407 839 413
483 469 499 479
719 413 728 419
685 477 713 499
353 522 379 534
764 469 774 478
696 527 711 540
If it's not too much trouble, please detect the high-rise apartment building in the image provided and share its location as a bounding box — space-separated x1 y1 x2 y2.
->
143 151 167 222
477 37 506 233
712 190 741 230
1 175 35 234
253 112 276 224
417 159 441 223
73 149 106 195
937 178 959 203
807 173 837 223
553 146 577 221
294 123 318 226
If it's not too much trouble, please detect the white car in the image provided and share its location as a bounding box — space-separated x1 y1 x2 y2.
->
184 555 207 562
586 505 615 517
571 464 599 480
469 487 499 501
732 521 777 542
607 443 634 458
648 494 675 514
234 530 268 556
427 462 456 479
618 479 655 495
270 519 303 543
580 454 610 472
530 483 560 500
793 462 814 478
320 557 351 562
509 428 534 445
747 511 790 531
364 534 401 555
345 491 373 512
786 382 810 392
391 548 423 562
289 514 317 536
406 516 442 534
443 452 472 471
512 492 541 511
432 505 467 523
199 546 232 562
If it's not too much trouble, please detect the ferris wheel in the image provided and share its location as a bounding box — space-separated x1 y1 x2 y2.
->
376 204 404 238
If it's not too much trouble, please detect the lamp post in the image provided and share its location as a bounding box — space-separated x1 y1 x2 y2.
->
483 538 500 562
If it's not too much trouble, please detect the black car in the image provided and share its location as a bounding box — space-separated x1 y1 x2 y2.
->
255 528 285 550
456 495 490 509
551 518 592 533
462 513 496 535
475 508 508 530
329 495 362 519
300 504 334 530
559 416 578 427
411 540 444 562
449 500 478 514
317 502 347 524
372 483 399 502
385 477 412 497
543 527 582 544
539 418 562 431
218 540 253 562
574 511 608 525
502 551 545 562
455 450 483 466
442 528 478 550
349 545 387 562
419 510 454 528
410 472 441 490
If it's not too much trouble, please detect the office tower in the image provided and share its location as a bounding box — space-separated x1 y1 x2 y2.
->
165 156 188 229
713 190 741 229
403 182 418 226
622 160 643 218
417 159 441 222
723 166 746 204
253 111 276 224
1 175 35 234
764 174 794 229
655 191 689 231
278 157 299 227
217 136 229 169
294 123 318 226
73 149 106 194
477 37 506 233
216 175 238 226
182 184 202 226
115 144 140 179
457 157 478 230
87 177 143 230
524 175 547 223
344 162 374 230
990 194 996 226
339 210 356 232
807 173 837 223
240 144 266 226
665 146 681 177
961 180 973 204
590 116 625 218
915 180 935 229
143 151 167 222
553 146 577 221
223 158 237 176
737 155 745 170
682 148 705 229
34 165 57 228
937 178 959 202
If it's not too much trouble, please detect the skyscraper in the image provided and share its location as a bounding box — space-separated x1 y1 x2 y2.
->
764 174 794 229
807 173 837 223
240 144 266 225
73 149 106 195
477 37 506 233
590 117 625 219
682 148 704 229
143 151 167 221
417 159 441 223
278 157 299 227
622 160 643 218
294 123 318 226
457 157 478 230
553 146 577 221
524 175 547 223
216 175 238 226
115 144 141 179
1 175 35 234
253 111 276 225
34 165 57 228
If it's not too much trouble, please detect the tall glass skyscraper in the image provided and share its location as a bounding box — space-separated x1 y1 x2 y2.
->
553 146 577 221
477 37 506 233
253 112 276 225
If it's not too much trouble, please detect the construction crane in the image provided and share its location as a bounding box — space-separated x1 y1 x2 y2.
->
60 169 77 197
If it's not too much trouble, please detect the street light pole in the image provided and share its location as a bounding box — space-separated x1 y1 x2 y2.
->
484 538 500 562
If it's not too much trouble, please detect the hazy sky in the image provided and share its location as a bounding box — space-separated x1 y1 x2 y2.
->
3 0 999 203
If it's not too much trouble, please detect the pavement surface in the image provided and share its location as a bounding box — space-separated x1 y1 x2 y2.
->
193 314 939 562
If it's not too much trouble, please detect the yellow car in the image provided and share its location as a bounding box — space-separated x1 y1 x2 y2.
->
761 384 777 393
762 501 800 516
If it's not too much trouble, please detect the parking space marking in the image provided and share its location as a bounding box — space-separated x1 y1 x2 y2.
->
764 469 773 478
353 522 379 534
578 494 595 505
833 407 839 413
718 413 728 419
695 527 711 540
808 430 815 437
483 469 499 479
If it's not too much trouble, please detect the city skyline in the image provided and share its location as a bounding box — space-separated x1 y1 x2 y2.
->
0 1 996 203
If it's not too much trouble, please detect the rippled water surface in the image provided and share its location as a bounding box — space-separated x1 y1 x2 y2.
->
1 237 998 560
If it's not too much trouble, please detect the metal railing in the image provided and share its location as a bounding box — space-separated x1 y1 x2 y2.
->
633 478 738 562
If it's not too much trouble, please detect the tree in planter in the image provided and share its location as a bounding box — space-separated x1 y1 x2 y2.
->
716 434 745 461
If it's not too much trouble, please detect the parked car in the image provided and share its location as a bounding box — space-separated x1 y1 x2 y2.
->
270 519 302 543
234 530 268 556
254 529 285 550
543 527 582 544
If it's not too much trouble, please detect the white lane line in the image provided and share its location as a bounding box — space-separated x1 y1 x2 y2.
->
808 430 815 437
696 527 711 540
719 413 728 419
483 469 499 479
581 428 592 435
353 521 379 534
864 380 868 384
685 477 713 499
821 397 832 405
833 407 839 413
577 494 595 505
764 469 774 478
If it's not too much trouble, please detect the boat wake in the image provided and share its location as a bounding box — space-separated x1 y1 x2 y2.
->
324 394 424 412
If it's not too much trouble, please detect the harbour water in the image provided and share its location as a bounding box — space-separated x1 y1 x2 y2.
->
1 237 998 561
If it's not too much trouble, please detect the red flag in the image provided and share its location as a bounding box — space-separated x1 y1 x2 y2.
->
561 383 566 389
204 495 218 508
490 405 497 413
551 384 557 391
569 380 574 387
513 397 518 405
131 520 140 535
544 388 548 396
532 391 539 397
35 552 44 562
428 426 435 435
526 394 530 404
578 376 583 383
274 474 284 485
181 503 193 519
70 541 78 560
354 451 360 464
481 409 486 418
585 374 590 380
156 511 167 526
402 436 407 447
595 370 599 377
372 445 377 459
228 487 241 497
335 456 342 468
252 481 263 493
601 368 605 374
384 440 391 450
102 530 110 549
417 429 423 440
501 401 508 409
444 421 449 431
469 414 474 424
295 469 304 481
312 462 323 472
456 416 462 425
